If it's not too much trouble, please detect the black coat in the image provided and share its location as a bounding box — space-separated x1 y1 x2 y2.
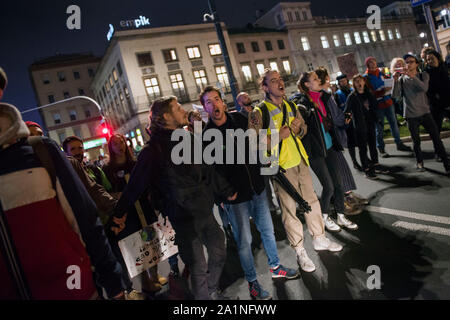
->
203 112 265 204
426 65 450 111
344 90 378 137
290 93 343 160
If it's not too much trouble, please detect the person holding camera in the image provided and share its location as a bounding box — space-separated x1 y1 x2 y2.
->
344 75 380 179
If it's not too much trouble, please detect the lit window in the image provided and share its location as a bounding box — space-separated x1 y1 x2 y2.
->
241 65 252 82
269 61 279 72
215 66 230 92
321 35 330 48
109 75 114 87
209 44 222 56
301 36 310 51
144 77 161 100
363 31 370 43
162 49 178 62
354 32 362 44
344 33 352 45
187 46 201 59
387 29 394 40
112 68 118 81
282 60 291 74
379 30 386 41
169 73 188 102
193 69 208 92
395 28 401 39
333 35 340 47
370 31 377 42
256 63 265 76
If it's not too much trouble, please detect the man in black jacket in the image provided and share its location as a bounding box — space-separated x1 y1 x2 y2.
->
112 96 237 300
200 86 299 300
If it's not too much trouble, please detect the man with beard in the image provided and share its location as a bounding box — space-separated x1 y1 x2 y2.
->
236 92 254 118
112 96 238 300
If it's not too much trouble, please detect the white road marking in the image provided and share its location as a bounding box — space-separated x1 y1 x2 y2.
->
366 206 450 226
392 221 450 237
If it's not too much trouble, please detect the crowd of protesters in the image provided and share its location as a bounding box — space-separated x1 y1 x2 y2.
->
0 45 449 301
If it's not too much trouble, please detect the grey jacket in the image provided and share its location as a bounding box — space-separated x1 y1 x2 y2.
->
392 72 430 119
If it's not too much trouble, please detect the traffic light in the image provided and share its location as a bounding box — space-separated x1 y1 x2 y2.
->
98 122 112 139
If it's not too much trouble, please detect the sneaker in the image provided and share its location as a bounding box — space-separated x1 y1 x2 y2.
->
323 215 341 232
416 162 425 172
312 236 343 252
249 281 272 300
296 247 316 272
125 289 146 300
397 142 412 152
379 150 389 158
337 214 359 230
270 265 300 279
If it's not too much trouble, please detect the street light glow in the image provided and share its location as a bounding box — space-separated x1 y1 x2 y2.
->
441 9 448 16
419 32 426 38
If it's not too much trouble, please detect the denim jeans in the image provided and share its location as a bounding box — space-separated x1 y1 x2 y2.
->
226 190 280 283
375 105 401 150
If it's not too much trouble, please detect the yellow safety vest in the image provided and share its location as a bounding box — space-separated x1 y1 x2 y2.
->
255 100 309 170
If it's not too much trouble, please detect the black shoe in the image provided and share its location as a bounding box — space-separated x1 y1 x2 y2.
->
373 164 389 174
353 161 363 171
365 170 378 180
436 154 443 162
397 142 412 152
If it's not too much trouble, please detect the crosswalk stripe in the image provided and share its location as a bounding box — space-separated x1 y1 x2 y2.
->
366 206 450 226
392 221 450 237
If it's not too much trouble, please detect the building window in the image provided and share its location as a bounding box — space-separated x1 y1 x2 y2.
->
344 33 352 45
321 35 330 48
287 12 293 22
88 68 95 77
362 31 370 43
236 43 246 54
327 60 334 73
112 68 118 81
85 108 91 118
269 61 279 72
69 109 77 121
143 77 161 100
277 39 285 50
136 52 153 67
169 73 188 102
265 40 273 51
186 46 201 59
53 113 61 124
307 63 314 71
333 34 340 47
193 69 208 93
124 86 130 99
387 29 394 40
241 65 252 82
116 61 123 76
209 44 222 56
58 131 66 144
109 75 114 88
73 71 80 80
162 49 178 62
379 30 386 41
78 88 85 96
354 32 362 44
256 63 265 76
301 36 310 51
295 11 301 21
63 91 70 99
102 87 107 98
105 81 110 92
282 60 291 74
48 95 55 103
215 66 230 92
302 11 308 20
73 127 82 139
395 28 401 39
57 71 66 82
370 30 377 42
276 14 283 26
251 41 260 52
41 73 50 85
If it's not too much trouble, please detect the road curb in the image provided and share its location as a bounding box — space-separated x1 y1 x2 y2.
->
384 130 450 144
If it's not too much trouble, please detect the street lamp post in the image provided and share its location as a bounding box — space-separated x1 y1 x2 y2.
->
206 0 239 107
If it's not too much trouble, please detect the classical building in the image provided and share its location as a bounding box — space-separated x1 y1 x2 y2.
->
29 53 106 160
90 22 242 143
254 1 423 78
433 2 450 57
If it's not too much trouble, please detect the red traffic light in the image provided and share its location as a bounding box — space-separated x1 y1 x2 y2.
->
102 127 109 135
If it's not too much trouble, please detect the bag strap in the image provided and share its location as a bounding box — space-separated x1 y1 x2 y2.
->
258 101 271 130
27 136 56 190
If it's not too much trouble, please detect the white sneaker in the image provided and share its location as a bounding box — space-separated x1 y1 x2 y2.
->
296 247 316 272
337 214 358 230
323 215 341 232
312 235 343 252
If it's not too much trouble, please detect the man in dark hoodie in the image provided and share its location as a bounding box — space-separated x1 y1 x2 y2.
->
200 86 299 300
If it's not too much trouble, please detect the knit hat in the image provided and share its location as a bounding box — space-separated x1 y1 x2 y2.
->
25 121 42 130
336 74 347 81
0 102 30 147
365 56 376 67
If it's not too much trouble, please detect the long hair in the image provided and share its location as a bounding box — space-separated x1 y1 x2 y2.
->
314 67 329 86
390 57 405 74
297 71 314 97
107 133 135 167
148 95 177 133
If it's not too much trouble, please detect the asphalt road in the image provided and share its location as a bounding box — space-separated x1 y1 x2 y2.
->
133 137 450 300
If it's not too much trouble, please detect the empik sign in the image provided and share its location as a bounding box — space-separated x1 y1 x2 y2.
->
120 16 150 28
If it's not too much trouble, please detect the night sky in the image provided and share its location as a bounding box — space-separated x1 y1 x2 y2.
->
0 0 397 124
